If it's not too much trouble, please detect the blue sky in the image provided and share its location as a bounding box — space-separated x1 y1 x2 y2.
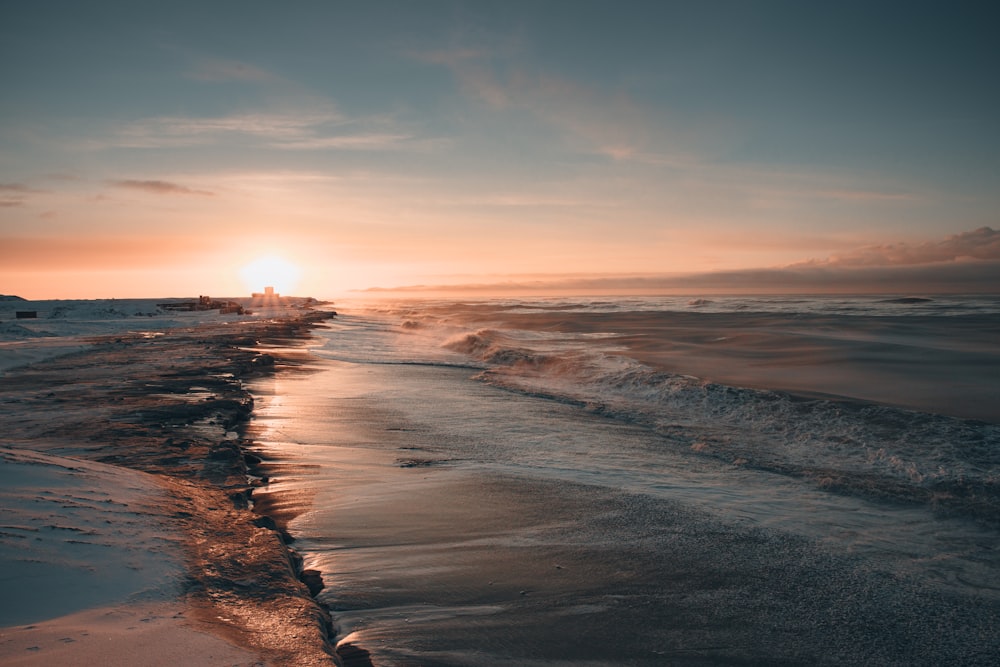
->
1 1 998 297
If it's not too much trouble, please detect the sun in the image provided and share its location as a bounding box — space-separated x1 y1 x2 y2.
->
238 255 302 295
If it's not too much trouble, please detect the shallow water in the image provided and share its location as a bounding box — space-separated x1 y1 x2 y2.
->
249 296 1000 665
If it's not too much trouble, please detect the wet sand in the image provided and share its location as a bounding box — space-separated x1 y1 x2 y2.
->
245 334 1000 665
0 311 339 665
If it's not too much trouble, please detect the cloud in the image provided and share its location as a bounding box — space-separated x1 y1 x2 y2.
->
103 109 425 154
110 180 214 196
363 261 1000 296
0 182 42 206
813 189 915 203
364 227 1000 295
111 111 345 148
0 183 38 193
269 133 415 151
187 58 278 83
413 48 489 67
804 226 1000 267
419 47 655 162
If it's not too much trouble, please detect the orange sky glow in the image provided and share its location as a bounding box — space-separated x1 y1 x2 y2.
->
2 3 998 299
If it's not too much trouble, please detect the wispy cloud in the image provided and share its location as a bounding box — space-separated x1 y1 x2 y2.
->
428 192 622 209
0 182 43 206
418 47 655 162
814 189 915 203
0 183 38 193
110 110 345 148
110 179 214 196
416 45 932 220
272 133 415 150
186 57 279 83
414 48 491 67
101 109 425 154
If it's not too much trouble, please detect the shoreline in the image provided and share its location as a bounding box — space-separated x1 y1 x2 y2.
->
0 308 348 665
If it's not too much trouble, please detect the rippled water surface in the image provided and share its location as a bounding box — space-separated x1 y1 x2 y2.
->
249 295 1000 665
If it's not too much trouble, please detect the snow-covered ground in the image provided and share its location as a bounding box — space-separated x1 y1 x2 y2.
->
0 296 318 375
0 445 185 626
0 297 314 665
0 449 262 665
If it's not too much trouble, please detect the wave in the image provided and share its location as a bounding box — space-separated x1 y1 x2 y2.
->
441 329 578 372
342 298 1000 523
442 329 1000 524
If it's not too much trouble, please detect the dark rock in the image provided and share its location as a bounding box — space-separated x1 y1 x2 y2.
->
207 442 241 460
251 353 275 368
336 642 374 667
301 568 325 597
252 515 278 531
229 490 252 509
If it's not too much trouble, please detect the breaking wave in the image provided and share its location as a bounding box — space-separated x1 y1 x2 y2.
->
441 329 580 372
443 328 1000 523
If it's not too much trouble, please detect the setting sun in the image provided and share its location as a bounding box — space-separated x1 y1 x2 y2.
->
2 4 999 665
238 255 302 295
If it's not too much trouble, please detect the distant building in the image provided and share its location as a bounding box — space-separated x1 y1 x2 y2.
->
251 286 280 303
157 297 244 315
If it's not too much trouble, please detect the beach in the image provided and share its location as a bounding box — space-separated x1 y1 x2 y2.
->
3 294 999 666
249 295 1000 665
4 2 998 662
0 299 340 666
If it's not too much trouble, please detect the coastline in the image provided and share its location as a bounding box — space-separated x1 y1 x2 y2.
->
241 299 1000 665
0 308 342 665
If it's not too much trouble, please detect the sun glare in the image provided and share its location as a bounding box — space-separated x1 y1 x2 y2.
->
239 255 302 295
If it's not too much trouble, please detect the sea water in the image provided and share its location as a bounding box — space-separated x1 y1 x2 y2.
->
248 295 1000 665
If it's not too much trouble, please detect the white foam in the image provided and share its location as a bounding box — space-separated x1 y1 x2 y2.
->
337 298 1000 513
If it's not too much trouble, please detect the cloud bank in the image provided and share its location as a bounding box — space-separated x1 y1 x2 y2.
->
802 227 1000 267
365 227 1000 295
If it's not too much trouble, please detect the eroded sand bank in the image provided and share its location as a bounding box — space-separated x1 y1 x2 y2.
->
0 310 339 666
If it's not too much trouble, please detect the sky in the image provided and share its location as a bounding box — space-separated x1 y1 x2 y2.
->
1 0 998 299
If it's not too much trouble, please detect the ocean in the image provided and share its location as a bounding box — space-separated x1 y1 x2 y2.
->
247 294 1000 665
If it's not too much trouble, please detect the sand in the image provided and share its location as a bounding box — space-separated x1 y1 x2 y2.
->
0 303 339 666
0 604 264 667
